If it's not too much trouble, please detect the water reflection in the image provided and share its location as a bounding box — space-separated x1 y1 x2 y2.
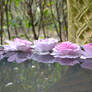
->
0 58 92 92
3 51 92 70
31 53 54 63
0 59 62 92
5 51 32 63
47 65 92 92
80 59 92 70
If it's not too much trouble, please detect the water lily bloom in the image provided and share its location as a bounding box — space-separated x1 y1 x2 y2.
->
4 38 32 52
32 38 58 55
81 43 92 58
3 38 32 63
51 42 82 66
52 41 81 58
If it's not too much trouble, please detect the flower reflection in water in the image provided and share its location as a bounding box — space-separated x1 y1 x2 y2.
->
32 53 55 63
80 59 92 70
5 51 32 63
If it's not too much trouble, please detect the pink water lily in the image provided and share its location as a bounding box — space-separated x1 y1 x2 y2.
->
32 38 58 54
51 41 81 58
82 43 92 58
3 38 32 63
4 38 32 52
51 42 82 66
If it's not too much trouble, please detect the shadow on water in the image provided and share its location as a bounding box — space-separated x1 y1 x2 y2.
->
0 59 92 92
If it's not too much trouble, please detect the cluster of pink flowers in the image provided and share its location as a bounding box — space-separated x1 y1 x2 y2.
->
0 37 92 69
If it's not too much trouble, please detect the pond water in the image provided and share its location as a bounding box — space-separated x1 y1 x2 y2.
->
0 58 92 92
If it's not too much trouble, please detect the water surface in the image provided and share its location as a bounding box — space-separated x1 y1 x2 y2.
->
0 59 92 92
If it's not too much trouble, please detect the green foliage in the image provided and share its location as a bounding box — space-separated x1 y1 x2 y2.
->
0 0 67 43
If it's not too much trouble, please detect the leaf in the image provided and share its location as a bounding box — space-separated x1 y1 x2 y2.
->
44 8 49 16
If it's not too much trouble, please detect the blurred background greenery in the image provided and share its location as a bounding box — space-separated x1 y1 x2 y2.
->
0 0 68 44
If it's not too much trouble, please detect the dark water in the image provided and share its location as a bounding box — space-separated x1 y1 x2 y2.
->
0 59 92 92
